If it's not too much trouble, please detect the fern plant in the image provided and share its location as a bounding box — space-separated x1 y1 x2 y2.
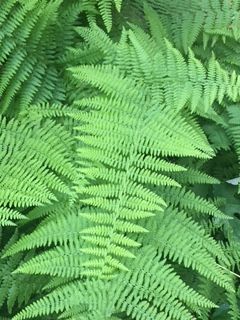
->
1 1 240 320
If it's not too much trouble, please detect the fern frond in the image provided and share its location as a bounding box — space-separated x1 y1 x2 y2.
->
12 247 218 320
159 186 229 219
142 0 240 51
80 22 240 113
226 277 240 320
0 0 93 115
69 78 214 277
4 209 83 257
170 167 220 185
0 116 75 210
0 0 64 114
0 207 27 226
97 0 123 32
0 232 48 315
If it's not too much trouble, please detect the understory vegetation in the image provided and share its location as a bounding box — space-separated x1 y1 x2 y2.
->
0 1 240 319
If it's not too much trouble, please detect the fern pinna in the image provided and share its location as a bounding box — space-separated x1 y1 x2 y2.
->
0 1 240 320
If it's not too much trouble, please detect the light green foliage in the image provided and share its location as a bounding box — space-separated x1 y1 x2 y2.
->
0 116 76 226
0 231 48 315
97 0 122 31
143 0 240 52
0 1 240 320
11 247 218 320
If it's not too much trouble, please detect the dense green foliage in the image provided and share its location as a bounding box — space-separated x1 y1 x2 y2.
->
0 0 240 319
